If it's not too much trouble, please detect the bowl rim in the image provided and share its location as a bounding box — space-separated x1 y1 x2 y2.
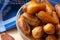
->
16 4 30 40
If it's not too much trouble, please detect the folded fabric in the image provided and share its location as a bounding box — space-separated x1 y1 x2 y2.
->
0 0 60 32
0 0 29 32
0 17 16 32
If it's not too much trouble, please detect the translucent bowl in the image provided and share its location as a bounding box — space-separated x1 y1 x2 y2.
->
16 0 60 40
16 4 30 40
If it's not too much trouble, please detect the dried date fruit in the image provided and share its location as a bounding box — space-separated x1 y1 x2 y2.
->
18 15 30 35
52 11 59 24
22 13 40 27
55 4 60 18
46 3 54 15
23 1 46 14
1 33 14 40
32 26 44 38
37 11 58 24
45 35 57 40
43 23 55 34
56 24 60 38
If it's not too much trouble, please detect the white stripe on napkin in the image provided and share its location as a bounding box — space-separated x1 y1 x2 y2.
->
0 21 6 32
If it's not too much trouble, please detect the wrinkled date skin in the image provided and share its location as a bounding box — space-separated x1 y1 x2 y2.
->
18 15 30 36
46 3 55 15
22 13 41 27
32 26 44 38
1 33 14 40
23 1 46 14
43 23 55 34
55 4 60 19
56 24 60 38
45 35 57 40
52 11 59 24
37 11 58 24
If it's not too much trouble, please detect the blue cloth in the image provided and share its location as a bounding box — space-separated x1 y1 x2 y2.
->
0 0 29 32
0 0 60 32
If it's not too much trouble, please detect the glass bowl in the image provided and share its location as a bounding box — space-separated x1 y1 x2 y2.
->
16 4 30 40
16 0 60 40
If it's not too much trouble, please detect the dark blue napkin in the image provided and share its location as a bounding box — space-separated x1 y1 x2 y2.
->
0 0 60 32
0 0 29 32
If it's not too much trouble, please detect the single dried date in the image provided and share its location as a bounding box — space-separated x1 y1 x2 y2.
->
1 33 15 40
